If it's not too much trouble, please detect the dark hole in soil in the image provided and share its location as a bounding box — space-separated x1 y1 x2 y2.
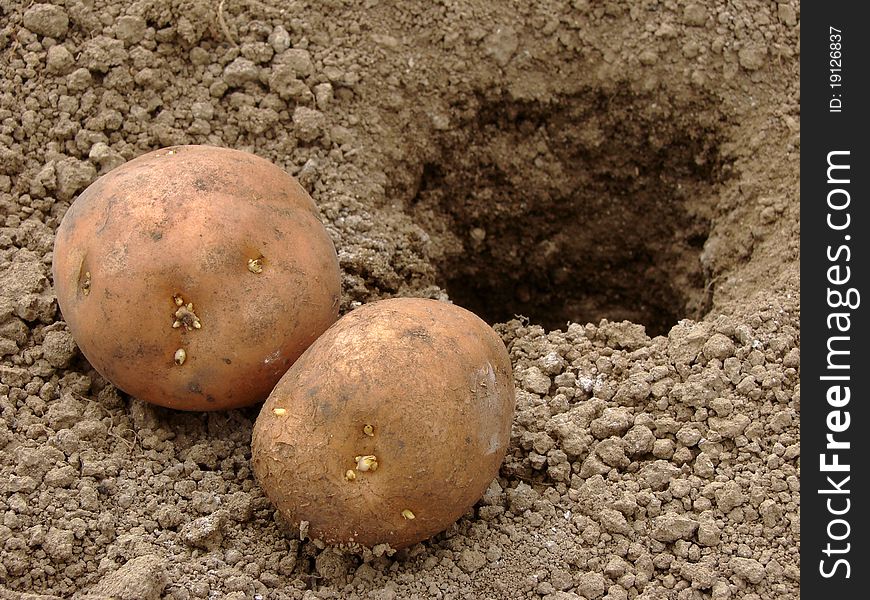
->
408 90 728 336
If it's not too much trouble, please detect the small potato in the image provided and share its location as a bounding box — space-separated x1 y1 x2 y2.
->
252 298 515 549
52 145 341 411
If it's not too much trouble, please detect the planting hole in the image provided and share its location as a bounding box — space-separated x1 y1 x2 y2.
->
407 90 729 336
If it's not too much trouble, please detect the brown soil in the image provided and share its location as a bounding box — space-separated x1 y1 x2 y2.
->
0 1 800 599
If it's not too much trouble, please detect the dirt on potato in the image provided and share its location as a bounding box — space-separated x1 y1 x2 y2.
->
0 1 800 599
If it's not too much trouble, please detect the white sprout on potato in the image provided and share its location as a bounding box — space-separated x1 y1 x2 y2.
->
354 455 378 472
172 295 202 330
174 348 186 366
363 424 374 437
273 407 286 416
401 509 415 520
247 257 264 274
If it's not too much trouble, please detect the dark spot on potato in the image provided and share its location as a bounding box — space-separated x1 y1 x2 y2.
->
206 394 217 403
188 381 203 394
274 441 296 459
96 196 119 234
223 358 232 364
202 246 235 272
193 178 211 191
150 230 163 241
131 342 149 358
403 327 435 346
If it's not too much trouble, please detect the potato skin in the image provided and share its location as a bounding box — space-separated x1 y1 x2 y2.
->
251 298 515 549
52 145 341 411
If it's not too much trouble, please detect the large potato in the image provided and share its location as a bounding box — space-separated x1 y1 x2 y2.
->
251 297 515 549
52 145 341 411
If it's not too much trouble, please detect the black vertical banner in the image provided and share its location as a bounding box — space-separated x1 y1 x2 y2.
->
801 3 869 597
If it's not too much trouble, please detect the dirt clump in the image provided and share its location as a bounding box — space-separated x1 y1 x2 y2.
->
1 0 799 598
